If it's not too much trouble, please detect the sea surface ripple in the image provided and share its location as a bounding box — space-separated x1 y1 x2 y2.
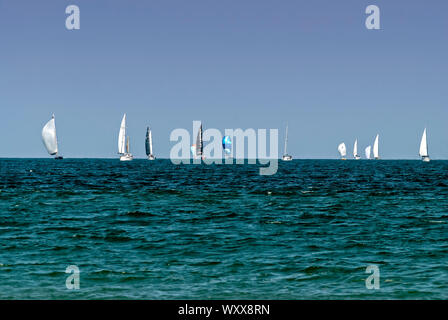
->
0 159 447 299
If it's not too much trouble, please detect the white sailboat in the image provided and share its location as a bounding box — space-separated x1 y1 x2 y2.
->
338 143 347 160
419 128 430 162
373 134 379 159
118 114 133 161
146 127 155 160
365 146 372 160
42 114 63 159
353 139 360 160
282 123 292 161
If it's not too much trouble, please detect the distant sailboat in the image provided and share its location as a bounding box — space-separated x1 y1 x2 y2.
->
365 146 372 160
373 134 379 159
282 123 292 161
353 139 360 160
338 143 347 160
118 114 133 161
146 127 155 160
419 128 430 162
192 123 204 160
222 135 232 158
42 114 63 159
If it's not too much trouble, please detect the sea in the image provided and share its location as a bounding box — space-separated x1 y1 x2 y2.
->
0 159 447 299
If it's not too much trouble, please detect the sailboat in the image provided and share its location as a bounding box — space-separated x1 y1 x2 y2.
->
192 123 204 160
42 114 63 159
146 127 155 160
282 123 292 161
338 143 347 160
365 146 372 159
353 139 360 160
373 134 379 159
222 135 232 158
118 114 133 161
419 128 430 162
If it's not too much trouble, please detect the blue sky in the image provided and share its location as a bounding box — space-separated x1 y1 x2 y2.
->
0 0 447 158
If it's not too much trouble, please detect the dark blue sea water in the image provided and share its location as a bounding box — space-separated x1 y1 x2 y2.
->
0 159 447 299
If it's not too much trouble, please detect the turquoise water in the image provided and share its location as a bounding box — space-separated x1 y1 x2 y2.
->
0 159 447 299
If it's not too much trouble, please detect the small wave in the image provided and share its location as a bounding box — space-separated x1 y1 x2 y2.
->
302 266 324 274
119 276 147 282
126 211 155 217
262 220 283 225
191 261 222 267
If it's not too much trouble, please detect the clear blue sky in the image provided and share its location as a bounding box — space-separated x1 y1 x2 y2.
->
0 0 447 158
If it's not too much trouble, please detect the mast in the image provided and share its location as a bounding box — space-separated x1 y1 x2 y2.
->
284 123 288 155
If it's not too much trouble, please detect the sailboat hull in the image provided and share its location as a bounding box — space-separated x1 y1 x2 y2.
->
282 155 292 161
422 156 430 162
148 155 156 160
120 154 133 161
354 156 360 160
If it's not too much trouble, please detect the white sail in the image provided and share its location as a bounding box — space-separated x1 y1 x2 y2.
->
373 134 379 159
118 114 126 154
42 115 59 155
419 128 428 157
365 146 371 159
338 143 347 157
353 139 358 158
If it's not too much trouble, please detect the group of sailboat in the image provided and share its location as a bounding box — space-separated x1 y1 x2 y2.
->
339 134 380 160
118 114 156 161
41 116 432 162
337 130 430 162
